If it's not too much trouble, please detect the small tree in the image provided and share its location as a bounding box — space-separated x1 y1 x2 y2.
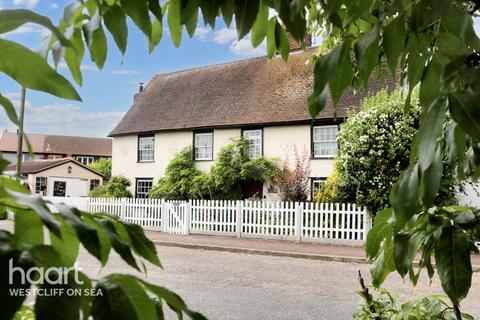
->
149 148 202 200
88 158 112 180
314 163 340 203
274 147 311 202
89 175 132 198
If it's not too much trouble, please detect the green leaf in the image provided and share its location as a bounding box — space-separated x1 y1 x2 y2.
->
121 0 151 38
393 233 418 278
83 215 111 266
250 2 268 47
124 223 162 267
435 226 472 305
419 56 442 109
87 13 107 70
366 208 392 260
445 121 466 166
448 92 480 139
148 0 163 22
371 236 395 287
354 26 379 86
266 17 276 59
275 22 290 61
29 245 61 268
64 28 84 86
313 43 343 95
55 204 102 261
104 6 128 55
417 98 446 171
50 216 80 267
0 39 80 101
99 219 139 271
420 145 443 207
94 275 157 320
0 94 18 125
390 164 420 229
13 209 44 248
329 41 353 105
148 18 163 53
184 8 198 38
234 0 259 40
0 9 70 46
308 92 327 119
6 191 61 237
383 16 406 75
168 0 182 48
221 0 234 27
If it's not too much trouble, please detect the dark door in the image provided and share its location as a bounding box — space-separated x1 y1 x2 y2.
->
241 181 263 199
53 181 66 197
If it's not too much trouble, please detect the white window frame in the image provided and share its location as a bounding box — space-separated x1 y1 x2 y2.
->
138 135 155 162
242 129 262 158
136 178 153 199
311 178 326 199
194 132 213 161
35 177 47 196
76 156 94 165
312 125 338 158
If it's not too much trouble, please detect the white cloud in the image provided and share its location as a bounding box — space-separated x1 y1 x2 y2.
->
213 28 237 45
194 26 210 41
58 63 98 72
13 0 38 8
108 70 139 75
3 23 45 35
230 37 265 57
0 96 125 137
49 2 58 9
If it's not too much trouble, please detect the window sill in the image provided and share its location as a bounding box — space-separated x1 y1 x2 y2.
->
194 159 213 162
137 160 155 163
312 156 335 160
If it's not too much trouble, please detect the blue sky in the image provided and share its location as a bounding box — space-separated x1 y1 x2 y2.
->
0 1 479 138
0 0 266 137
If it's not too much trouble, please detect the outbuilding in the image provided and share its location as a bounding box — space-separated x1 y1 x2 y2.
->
5 158 104 197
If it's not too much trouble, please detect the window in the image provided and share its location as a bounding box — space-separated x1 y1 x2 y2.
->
138 135 154 162
35 177 47 195
90 179 100 191
136 178 153 198
194 132 213 160
311 34 322 47
76 156 94 165
313 125 338 158
243 129 262 158
311 178 326 199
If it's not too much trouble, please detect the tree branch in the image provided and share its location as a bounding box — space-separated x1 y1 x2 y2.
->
358 270 381 320
453 304 462 320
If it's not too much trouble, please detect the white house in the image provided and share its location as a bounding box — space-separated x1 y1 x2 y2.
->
109 49 395 200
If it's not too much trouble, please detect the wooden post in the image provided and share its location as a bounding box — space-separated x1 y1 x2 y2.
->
295 202 303 242
120 198 126 221
185 201 191 235
161 200 167 233
362 207 371 241
236 201 243 238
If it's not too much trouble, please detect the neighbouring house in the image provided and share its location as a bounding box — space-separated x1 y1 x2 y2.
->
0 130 112 165
109 49 395 200
4 158 104 197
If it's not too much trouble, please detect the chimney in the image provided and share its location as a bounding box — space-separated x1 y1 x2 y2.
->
139 82 144 92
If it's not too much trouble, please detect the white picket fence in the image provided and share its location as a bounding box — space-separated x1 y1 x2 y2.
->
44 197 372 245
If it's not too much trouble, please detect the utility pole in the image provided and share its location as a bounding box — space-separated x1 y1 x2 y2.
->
16 87 26 176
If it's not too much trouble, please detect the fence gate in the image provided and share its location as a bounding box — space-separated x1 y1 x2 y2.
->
163 201 189 235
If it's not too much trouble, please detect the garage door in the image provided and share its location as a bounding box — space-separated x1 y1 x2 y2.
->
49 177 89 197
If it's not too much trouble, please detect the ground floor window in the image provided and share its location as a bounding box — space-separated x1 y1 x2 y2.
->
136 178 153 198
311 178 326 200
76 156 94 165
35 177 47 195
90 179 100 191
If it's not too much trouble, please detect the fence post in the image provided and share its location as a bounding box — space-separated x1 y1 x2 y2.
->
236 201 243 238
120 198 126 221
295 202 303 242
185 200 191 235
161 200 167 233
362 208 371 241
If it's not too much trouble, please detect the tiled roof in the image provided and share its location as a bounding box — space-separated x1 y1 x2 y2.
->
0 131 112 156
109 49 396 136
5 158 104 176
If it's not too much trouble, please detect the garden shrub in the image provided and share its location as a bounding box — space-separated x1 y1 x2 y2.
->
89 175 132 198
314 163 339 203
88 158 112 180
331 90 457 213
274 147 311 202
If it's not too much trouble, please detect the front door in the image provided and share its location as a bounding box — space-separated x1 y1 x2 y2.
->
53 181 66 197
241 181 263 199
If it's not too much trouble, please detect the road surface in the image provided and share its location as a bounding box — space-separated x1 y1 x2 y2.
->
78 245 480 320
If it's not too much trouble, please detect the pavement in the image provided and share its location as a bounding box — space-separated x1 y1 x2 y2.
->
146 231 480 270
